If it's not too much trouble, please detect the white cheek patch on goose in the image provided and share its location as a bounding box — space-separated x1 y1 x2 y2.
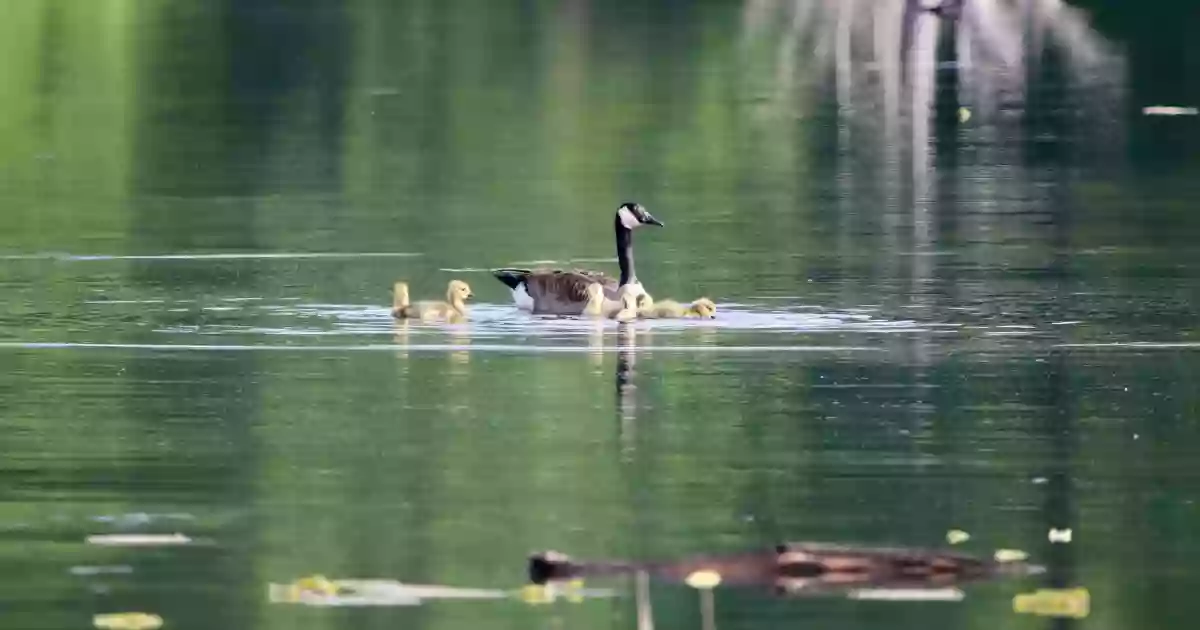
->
617 206 642 230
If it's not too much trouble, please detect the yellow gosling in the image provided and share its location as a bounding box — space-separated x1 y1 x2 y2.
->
611 286 640 322
581 283 607 316
392 280 472 322
639 297 716 319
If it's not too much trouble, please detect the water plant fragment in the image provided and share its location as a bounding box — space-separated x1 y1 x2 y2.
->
1013 588 1090 618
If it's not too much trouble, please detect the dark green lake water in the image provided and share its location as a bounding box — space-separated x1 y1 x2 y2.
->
3 1 1200 629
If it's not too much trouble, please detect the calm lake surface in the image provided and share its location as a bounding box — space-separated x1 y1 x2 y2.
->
3 1 1200 629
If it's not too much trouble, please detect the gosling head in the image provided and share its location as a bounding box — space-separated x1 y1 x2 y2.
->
615 202 664 231
691 298 717 319
447 280 473 303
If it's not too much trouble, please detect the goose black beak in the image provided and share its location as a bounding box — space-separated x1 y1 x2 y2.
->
642 212 664 227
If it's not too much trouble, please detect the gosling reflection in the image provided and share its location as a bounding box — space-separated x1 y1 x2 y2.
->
635 569 655 630
447 324 471 372
616 323 639 457
587 318 605 370
388 295 473 372
392 318 411 363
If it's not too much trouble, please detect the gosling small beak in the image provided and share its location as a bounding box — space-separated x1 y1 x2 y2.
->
466 292 474 299
641 212 664 227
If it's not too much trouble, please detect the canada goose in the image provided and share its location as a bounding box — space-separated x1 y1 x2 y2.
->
492 202 664 315
392 280 472 321
639 296 716 319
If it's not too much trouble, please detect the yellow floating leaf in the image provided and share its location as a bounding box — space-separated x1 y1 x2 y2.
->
1048 528 1073 543
93 613 163 630
958 107 972 123
994 549 1029 563
294 574 340 596
945 529 971 545
684 570 722 589
1013 588 1090 618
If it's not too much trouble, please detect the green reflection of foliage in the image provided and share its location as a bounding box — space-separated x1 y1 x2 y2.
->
0 0 136 253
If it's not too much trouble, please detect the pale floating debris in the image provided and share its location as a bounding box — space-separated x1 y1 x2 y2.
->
945 529 971 545
1013 587 1090 618
93 613 162 630
994 549 1029 563
958 107 971 123
1031 477 1049 485
268 575 606 607
849 588 964 601
1142 105 1198 116
1048 528 1073 543
86 533 192 547
684 570 722 589
70 565 133 576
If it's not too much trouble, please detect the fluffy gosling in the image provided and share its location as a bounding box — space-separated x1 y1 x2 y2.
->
392 280 472 321
582 283 608 317
639 297 716 319
582 283 643 319
610 286 641 322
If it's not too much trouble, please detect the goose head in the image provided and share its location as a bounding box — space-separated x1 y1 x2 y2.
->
691 298 717 319
615 202 664 231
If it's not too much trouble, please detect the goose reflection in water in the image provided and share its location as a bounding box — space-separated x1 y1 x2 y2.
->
391 318 411 363
446 325 470 373
529 542 1043 601
615 322 641 459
